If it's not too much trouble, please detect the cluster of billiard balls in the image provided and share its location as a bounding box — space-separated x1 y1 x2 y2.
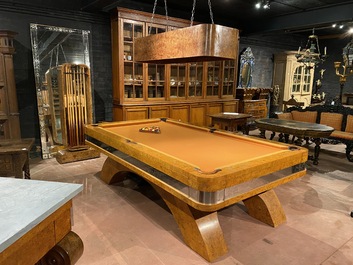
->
139 126 161 134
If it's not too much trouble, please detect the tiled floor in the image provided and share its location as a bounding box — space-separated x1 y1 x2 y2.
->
29 132 353 265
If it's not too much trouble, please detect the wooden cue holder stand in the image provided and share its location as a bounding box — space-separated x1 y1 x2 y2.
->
45 63 99 163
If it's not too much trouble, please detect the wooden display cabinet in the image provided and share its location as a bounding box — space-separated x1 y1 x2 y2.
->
111 8 239 127
273 51 314 108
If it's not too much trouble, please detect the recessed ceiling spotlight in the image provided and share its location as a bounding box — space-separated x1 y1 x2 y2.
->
348 27 353 34
339 24 344 29
255 0 270 10
332 23 337 28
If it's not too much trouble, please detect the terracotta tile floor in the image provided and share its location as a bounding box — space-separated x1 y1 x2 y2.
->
29 132 353 265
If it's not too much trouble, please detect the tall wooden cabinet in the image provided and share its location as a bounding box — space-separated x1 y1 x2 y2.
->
0 30 21 139
273 51 314 108
111 8 239 127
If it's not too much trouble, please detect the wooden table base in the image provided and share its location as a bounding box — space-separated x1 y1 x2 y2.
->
99 157 287 261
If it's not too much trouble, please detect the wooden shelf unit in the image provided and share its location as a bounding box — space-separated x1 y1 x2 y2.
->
111 8 239 126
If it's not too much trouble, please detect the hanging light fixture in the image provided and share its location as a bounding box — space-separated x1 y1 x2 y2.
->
334 37 353 103
134 0 239 64
295 29 328 69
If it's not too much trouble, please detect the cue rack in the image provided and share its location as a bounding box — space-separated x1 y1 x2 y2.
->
45 63 93 150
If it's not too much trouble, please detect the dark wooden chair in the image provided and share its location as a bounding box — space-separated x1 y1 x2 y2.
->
283 95 304 111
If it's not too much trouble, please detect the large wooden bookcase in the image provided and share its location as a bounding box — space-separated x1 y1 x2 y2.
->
111 8 239 127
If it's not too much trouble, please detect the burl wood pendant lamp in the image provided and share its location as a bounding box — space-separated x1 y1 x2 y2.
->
134 0 239 64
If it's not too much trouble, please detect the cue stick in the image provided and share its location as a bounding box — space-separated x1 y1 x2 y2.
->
77 65 83 146
83 66 88 126
65 65 71 146
64 65 72 146
68 65 75 146
78 65 84 145
73 65 80 146
81 66 87 145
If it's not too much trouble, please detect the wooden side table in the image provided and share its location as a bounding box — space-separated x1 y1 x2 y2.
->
0 138 34 179
208 112 252 134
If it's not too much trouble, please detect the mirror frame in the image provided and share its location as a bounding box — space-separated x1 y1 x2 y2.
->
30 23 91 159
238 47 255 88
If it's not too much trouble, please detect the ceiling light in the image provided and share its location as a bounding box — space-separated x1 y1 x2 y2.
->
255 0 271 10
296 29 327 69
339 24 344 29
263 1 270 9
332 23 337 28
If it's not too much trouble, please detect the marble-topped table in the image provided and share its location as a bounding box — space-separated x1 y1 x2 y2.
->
0 178 83 265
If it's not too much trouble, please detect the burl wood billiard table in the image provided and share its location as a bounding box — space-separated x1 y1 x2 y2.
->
85 118 308 262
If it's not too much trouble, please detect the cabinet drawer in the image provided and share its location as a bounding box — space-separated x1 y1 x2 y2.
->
149 106 170 119
125 107 149 120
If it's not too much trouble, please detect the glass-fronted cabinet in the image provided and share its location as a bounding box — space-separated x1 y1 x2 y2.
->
112 8 239 123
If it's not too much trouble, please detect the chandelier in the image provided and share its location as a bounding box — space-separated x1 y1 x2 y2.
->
295 29 327 69
334 38 353 103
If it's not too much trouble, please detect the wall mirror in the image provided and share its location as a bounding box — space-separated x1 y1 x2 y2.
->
238 47 255 88
30 23 91 159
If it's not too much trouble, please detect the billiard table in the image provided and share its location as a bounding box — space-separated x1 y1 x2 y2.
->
85 118 308 262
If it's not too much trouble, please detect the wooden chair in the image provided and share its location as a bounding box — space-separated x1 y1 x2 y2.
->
283 95 304 111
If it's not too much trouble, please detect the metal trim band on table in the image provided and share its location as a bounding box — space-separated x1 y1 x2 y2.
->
89 139 306 205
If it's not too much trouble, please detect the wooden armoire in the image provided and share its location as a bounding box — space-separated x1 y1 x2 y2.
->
0 30 21 139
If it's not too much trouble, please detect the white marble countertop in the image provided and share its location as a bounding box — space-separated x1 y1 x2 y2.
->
0 178 83 252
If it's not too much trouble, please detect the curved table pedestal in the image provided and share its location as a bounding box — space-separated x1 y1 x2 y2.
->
100 157 287 262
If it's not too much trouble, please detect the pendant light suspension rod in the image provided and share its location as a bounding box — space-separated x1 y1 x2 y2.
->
190 0 214 26
190 0 197 26
149 0 169 35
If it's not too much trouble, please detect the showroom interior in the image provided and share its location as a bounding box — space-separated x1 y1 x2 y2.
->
1 0 353 264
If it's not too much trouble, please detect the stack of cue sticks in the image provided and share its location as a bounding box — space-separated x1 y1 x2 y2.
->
63 64 88 148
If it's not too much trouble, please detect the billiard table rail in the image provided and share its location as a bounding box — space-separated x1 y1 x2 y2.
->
85 120 308 195
86 139 306 212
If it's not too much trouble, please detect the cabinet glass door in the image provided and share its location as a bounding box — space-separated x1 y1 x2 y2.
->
291 66 302 93
302 67 311 93
189 62 203 97
292 66 312 94
148 64 165 98
291 65 313 106
123 21 143 99
223 60 235 96
170 64 186 98
146 24 167 99
206 61 221 96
